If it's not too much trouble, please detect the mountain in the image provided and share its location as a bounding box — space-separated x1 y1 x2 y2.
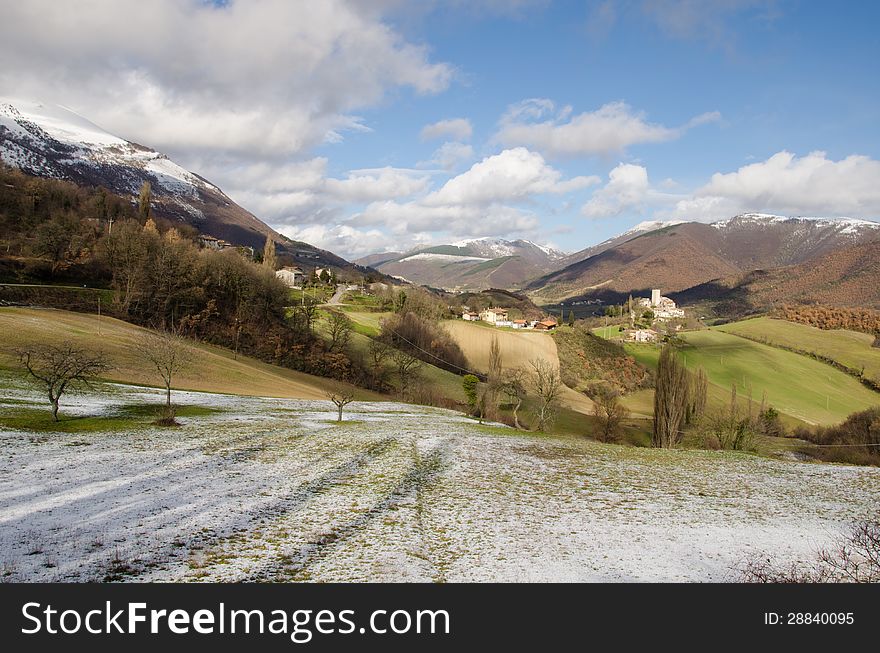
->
675 238 880 314
355 237 566 291
0 99 362 273
524 214 880 304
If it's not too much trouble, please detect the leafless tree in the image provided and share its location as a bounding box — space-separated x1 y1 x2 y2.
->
326 310 352 353
367 339 392 389
653 345 691 448
327 387 355 422
592 387 629 443
529 358 562 432
134 330 192 423
392 349 423 398
741 519 880 583
18 342 111 421
500 369 527 430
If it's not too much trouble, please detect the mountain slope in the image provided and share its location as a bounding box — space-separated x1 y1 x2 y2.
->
357 237 565 290
675 238 880 314
525 214 880 303
0 99 361 273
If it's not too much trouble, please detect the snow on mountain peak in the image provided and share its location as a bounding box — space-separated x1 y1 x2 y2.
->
712 213 880 234
0 98 217 197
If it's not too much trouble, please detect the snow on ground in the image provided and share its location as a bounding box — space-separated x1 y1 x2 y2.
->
1 380 878 583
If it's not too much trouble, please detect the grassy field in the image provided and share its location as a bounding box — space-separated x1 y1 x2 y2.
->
717 317 880 385
617 331 880 426
0 308 379 401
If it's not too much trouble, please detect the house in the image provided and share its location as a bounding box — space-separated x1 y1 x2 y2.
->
275 266 305 288
512 319 528 329
628 328 659 343
533 317 558 331
479 307 509 324
461 311 480 321
198 234 225 250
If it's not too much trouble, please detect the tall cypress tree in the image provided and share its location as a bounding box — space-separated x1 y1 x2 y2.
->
262 236 277 271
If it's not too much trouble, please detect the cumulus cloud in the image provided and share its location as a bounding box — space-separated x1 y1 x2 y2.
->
495 98 720 157
420 118 473 141
425 147 599 206
196 158 432 225
340 147 595 249
278 224 403 260
581 164 651 218
0 0 453 160
667 151 880 221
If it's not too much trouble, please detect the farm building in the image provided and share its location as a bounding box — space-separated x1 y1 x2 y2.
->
627 328 659 343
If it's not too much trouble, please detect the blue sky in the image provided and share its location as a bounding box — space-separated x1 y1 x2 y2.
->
2 0 879 258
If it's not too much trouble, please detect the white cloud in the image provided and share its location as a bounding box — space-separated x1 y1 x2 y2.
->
0 0 452 160
337 147 594 252
667 151 880 221
277 224 402 260
581 164 651 218
420 118 473 141
495 98 720 157
193 157 430 228
425 147 599 206
419 141 476 170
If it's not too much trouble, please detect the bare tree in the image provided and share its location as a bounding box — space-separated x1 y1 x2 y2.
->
392 349 423 398
326 310 352 353
592 387 629 443
653 345 691 448
18 342 110 421
366 339 392 389
134 330 192 423
327 387 355 422
500 369 527 430
741 519 880 583
529 358 562 432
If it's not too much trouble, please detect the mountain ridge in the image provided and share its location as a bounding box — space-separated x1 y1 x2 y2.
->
0 98 365 274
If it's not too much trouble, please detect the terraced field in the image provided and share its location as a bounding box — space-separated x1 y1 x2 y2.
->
2 376 877 582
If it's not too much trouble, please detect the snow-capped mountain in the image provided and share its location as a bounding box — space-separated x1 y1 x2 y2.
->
524 212 880 303
355 238 567 291
0 98 360 272
450 237 566 261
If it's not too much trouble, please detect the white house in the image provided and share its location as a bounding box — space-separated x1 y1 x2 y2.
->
629 328 659 343
275 266 305 288
461 311 480 321
479 307 509 324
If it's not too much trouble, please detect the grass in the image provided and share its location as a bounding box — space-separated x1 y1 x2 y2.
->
615 331 879 426
716 316 880 385
0 307 380 401
0 408 146 434
0 398 225 433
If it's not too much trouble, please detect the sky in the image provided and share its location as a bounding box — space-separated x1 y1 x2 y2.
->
1 0 879 259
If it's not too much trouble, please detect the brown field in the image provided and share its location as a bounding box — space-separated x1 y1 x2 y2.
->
443 320 595 414
0 308 378 400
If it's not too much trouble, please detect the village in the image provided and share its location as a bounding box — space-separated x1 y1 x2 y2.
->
460 288 685 341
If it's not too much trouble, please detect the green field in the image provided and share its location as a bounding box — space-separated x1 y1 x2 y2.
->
600 328 880 426
716 317 880 385
679 331 877 425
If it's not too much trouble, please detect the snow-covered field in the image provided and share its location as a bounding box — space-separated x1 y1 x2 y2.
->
1 381 878 582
